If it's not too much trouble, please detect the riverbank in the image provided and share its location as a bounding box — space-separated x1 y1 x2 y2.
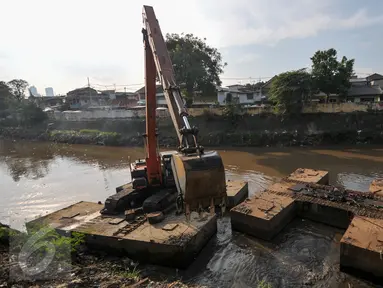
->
0 224 199 288
1 112 383 148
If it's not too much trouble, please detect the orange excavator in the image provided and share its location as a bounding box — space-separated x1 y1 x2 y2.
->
101 6 227 219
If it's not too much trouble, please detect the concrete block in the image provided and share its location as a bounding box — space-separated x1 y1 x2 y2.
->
230 192 295 240
296 201 351 229
26 201 217 269
370 179 383 197
226 180 249 209
340 216 383 284
288 168 329 185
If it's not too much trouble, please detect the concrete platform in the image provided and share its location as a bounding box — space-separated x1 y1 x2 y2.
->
287 168 329 185
27 201 217 269
231 168 383 283
370 178 383 197
340 216 383 283
226 180 249 209
231 192 295 240
230 168 329 239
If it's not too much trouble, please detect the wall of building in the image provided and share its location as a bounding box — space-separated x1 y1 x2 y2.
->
52 108 170 121
33 110 383 148
302 103 370 113
217 91 263 105
371 79 383 87
50 103 383 122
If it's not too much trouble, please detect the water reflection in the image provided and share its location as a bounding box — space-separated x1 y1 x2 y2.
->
0 140 137 183
0 141 54 181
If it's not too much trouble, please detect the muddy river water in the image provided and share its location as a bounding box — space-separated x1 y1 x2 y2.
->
1 140 383 287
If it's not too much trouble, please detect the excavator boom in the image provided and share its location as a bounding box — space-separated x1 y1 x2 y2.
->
142 6 188 146
142 5 227 216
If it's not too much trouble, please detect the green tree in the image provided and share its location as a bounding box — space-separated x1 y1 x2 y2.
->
7 79 29 102
244 82 264 91
166 33 227 100
0 81 12 109
19 101 48 125
269 69 312 115
310 48 355 103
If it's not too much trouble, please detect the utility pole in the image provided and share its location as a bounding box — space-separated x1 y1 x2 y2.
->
87 77 92 107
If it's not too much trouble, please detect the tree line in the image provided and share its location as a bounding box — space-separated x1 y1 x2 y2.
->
0 33 358 124
165 35 356 115
268 48 355 115
0 79 47 125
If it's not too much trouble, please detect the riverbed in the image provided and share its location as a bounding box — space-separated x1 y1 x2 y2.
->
1 140 382 287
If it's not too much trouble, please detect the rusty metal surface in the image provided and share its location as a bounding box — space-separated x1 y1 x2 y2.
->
172 151 227 211
288 168 328 184
370 178 383 196
267 178 383 219
341 216 383 252
231 192 294 220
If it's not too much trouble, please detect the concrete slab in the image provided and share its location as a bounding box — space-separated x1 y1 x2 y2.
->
231 192 295 240
26 201 217 268
230 169 329 240
288 168 329 185
340 216 383 283
370 178 383 197
226 180 249 208
26 201 103 232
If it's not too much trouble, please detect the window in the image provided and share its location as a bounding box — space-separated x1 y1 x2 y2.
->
246 93 254 100
225 93 233 103
360 97 374 103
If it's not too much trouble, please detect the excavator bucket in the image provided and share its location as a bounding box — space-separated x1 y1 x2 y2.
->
171 151 227 214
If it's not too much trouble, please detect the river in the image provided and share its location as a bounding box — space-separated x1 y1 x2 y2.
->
1 140 382 287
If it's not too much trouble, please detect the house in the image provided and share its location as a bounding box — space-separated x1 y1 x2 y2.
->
348 85 382 103
111 92 139 108
135 85 167 106
366 73 383 87
29 96 66 109
67 87 104 109
262 73 382 103
347 77 382 103
66 87 115 109
217 83 266 106
316 75 383 103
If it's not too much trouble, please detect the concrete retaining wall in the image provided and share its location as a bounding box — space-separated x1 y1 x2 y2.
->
50 103 383 121
51 109 170 121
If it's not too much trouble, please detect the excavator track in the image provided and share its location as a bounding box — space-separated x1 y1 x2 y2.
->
142 188 177 214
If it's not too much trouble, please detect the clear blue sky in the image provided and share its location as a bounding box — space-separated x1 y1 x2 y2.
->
0 0 382 94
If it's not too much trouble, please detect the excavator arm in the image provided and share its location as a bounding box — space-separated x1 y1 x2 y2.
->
142 6 227 217
142 6 202 155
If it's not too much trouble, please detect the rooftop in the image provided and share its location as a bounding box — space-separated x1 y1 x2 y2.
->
135 85 163 94
348 85 383 96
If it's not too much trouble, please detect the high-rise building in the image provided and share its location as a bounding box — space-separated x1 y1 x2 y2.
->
29 86 39 97
45 87 54 97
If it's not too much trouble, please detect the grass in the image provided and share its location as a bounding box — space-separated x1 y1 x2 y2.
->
49 129 120 137
12 223 86 262
119 267 140 281
0 226 7 242
258 280 272 288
